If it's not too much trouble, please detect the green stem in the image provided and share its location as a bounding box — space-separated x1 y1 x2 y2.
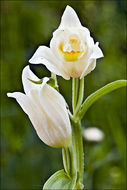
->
62 77 84 188
62 148 71 176
69 138 77 177
51 73 59 91
71 77 84 189
72 78 79 112
71 121 84 184
51 72 57 81
74 78 84 117
62 78 80 180
68 110 74 121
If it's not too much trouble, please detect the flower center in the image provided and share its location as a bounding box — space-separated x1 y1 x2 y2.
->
59 35 86 62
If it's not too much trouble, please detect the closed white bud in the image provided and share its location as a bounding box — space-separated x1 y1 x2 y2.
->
7 66 72 148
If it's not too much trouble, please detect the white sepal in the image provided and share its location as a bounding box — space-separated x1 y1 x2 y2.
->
59 5 82 28
29 46 70 80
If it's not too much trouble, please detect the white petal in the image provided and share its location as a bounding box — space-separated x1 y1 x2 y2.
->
28 86 71 148
39 83 72 146
7 91 57 147
59 5 82 28
90 42 104 59
80 43 103 78
22 66 41 95
79 27 92 44
86 33 95 48
28 89 60 147
7 92 35 115
29 46 70 80
83 60 96 77
7 92 46 140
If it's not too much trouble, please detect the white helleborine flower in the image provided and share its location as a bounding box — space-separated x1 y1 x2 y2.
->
7 66 71 148
29 5 103 79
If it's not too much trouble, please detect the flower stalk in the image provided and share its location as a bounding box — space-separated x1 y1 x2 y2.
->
71 120 84 188
66 77 84 189
62 77 84 189
62 147 71 176
74 77 84 118
72 78 79 112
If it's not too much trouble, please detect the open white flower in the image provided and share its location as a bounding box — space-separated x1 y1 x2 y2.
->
7 66 71 148
29 5 103 79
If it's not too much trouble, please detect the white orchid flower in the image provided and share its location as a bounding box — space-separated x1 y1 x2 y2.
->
7 66 71 148
29 5 103 79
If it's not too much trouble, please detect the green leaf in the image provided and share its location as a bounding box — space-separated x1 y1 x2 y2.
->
43 169 77 190
77 80 127 120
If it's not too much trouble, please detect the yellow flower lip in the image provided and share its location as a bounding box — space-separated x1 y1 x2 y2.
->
59 42 84 62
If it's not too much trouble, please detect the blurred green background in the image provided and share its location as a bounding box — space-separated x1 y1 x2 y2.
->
1 0 126 189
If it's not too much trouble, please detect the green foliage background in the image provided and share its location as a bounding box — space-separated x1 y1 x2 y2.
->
1 0 126 189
